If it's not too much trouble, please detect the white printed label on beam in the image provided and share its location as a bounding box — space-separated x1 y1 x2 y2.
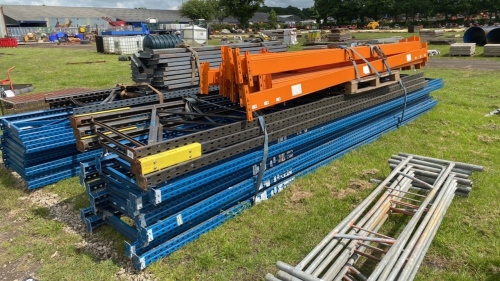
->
291 84 302 96
127 150 134 159
407 54 412 62
363 66 370 74
176 214 183 226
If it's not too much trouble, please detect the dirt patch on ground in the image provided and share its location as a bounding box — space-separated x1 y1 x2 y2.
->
330 179 373 199
18 42 96 51
348 179 373 190
358 169 379 178
0 259 40 281
423 253 449 271
289 190 313 203
479 123 500 131
0 210 40 281
11 190 154 281
477 134 500 143
284 184 314 213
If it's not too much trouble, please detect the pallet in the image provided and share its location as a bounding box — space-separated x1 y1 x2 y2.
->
343 70 400 95
449 54 475 57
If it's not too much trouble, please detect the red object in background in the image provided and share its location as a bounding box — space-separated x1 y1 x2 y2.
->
0 66 16 91
0 38 18 48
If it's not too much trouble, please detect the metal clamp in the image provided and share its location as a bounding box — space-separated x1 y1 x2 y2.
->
254 113 268 205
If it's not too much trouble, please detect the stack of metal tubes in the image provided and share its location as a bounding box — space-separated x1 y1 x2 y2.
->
266 153 483 281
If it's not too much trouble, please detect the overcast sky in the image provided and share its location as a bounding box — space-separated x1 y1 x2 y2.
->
1 0 314 11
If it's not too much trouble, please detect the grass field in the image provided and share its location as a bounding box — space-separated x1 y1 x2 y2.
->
0 36 499 281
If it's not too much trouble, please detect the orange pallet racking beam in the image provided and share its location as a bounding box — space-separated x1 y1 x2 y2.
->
200 37 428 120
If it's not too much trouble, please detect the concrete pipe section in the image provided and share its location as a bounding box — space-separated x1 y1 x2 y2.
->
464 26 499 46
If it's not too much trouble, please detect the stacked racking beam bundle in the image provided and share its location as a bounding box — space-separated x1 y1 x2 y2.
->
483 44 500 56
0 108 101 189
418 29 445 41
0 42 288 190
200 37 428 120
77 72 444 270
449 43 476 56
131 42 287 90
266 154 482 281
327 29 352 42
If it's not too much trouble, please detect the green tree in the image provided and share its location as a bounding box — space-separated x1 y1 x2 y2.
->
268 9 278 28
179 0 217 21
221 0 265 28
302 6 320 19
213 0 229 23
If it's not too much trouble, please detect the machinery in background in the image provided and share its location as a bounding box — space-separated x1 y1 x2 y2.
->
102 17 126 27
55 20 73 28
22 33 37 42
366 21 380 29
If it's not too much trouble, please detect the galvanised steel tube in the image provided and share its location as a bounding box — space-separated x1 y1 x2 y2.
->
382 175 457 281
370 178 471 195
409 174 471 188
396 171 434 188
405 178 471 195
367 163 455 280
403 181 459 281
277 261 324 281
347 266 368 281
486 27 500 44
293 157 414 271
386 177 457 281
330 211 393 281
327 236 395 249
319 174 416 280
330 173 426 281
310 171 415 278
388 164 473 186
389 157 472 178
334 265 350 281
390 155 474 176
378 173 455 280
265 273 285 281
398 153 484 172
277 270 303 281
302 169 414 274
463 26 498 46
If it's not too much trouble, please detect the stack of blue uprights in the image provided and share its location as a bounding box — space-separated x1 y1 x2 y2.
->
79 76 444 270
0 108 101 189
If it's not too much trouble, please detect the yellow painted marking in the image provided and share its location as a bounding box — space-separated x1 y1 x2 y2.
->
81 126 137 140
139 143 202 175
74 107 131 117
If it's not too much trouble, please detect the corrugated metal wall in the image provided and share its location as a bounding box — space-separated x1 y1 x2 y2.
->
0 7 7 37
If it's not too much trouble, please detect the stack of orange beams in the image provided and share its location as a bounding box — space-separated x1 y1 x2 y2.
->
200 36 428 120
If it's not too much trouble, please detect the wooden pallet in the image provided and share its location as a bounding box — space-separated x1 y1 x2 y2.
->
449 54 475 57
343 70 400 95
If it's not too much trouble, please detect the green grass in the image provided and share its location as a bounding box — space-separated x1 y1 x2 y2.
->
1 43 500 280
0 46 132 92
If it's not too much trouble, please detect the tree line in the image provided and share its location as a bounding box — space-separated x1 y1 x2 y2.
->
313 0 499 25
179 0 500 28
